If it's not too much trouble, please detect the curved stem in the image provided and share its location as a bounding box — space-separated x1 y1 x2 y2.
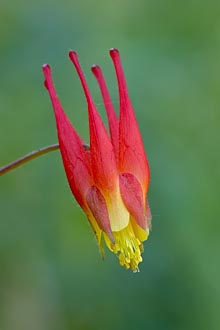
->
0 143 90 176
0 144 60 176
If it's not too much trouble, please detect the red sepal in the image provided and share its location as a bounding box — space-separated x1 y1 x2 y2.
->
119 172 147 230
69 51 118 193
42 64 92 208
91 65 119 163
86 186 114 242
110 49 150 193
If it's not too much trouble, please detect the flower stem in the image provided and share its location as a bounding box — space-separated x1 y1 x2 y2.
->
0 144 60 176
0 143 90 176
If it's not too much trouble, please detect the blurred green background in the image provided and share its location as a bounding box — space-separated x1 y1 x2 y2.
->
0 0 220 329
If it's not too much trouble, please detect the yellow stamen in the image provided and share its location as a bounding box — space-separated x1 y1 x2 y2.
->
104 221 148 272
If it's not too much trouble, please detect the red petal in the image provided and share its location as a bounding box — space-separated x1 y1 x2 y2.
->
110 49 150 193
119 172 147 230
86 186 114 243
42 64 92 208
91 65 119 163
69 51 118 193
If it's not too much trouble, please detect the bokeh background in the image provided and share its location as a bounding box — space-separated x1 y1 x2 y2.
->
1 0 220 329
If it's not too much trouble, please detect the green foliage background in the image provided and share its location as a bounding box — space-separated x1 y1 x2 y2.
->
0 1 220 329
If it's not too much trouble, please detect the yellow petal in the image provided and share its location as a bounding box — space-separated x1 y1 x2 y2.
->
104 186 130 232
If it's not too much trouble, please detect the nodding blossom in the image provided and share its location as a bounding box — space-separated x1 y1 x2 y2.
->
42 49 151 272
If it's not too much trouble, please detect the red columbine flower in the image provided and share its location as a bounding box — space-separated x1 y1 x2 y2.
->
42 49 151 272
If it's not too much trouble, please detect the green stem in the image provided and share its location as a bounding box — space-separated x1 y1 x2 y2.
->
0 143 60 176
0 143 90 176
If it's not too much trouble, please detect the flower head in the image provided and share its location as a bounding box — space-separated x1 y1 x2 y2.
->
42 49 151 272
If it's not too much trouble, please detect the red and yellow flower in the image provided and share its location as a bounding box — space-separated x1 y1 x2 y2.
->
42 49 151 272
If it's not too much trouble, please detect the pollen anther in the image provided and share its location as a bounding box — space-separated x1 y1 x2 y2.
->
108 222 144 272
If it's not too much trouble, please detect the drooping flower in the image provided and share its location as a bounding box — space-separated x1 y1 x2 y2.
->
42 49 151 272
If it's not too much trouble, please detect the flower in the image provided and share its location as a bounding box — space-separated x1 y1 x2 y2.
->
42 49 151 272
